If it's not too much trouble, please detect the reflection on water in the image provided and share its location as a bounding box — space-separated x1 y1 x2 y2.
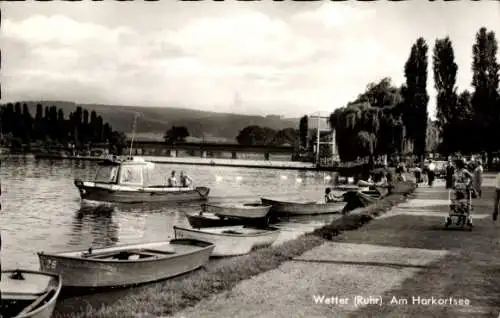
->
70 207 119 249
0 155 338 270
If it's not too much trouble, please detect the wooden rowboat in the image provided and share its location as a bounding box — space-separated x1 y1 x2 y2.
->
261 198 346 216
74 157 210 204
186 212 247 228
37 239 214 289
173 226 280 257
1 269 62 318
203 203 272 219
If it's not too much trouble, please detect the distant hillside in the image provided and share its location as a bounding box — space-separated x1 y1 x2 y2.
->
6 101 300 142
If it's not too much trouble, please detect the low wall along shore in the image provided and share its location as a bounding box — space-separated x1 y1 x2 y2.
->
141 155 316 169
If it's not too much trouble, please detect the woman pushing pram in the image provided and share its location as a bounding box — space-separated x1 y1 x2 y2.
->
446 158 474 229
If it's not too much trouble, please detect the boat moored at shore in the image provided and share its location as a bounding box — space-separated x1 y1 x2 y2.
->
203 203 272 220
261 198 346 216
73 157 210 204
37 239 215 289
185 212 248 228
1 269 62 318
173 225 280 257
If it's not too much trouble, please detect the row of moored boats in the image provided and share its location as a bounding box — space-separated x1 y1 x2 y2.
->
2 156 384 318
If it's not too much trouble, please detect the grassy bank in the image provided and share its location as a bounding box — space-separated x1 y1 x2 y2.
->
60 181 417 318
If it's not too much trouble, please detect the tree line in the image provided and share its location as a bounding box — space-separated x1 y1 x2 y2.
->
235 126 298 147
0 102 127 153
162 124 299 147
310 26 500 164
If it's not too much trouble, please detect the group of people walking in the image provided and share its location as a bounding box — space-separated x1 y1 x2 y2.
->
413 160 437 187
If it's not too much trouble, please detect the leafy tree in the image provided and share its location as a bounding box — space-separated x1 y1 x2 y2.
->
0 102 123 149
236 125 276 146
82 109 89 144
329 78 405 163
34 104 44 138
433 37 458 130
109 131 128 155
350 77 403 108
471 27 500 159
164 126 190 144
402 37 429 159
299 115 308 149
439 90 474 154
273 128 297 146
22 103 33 142
14 102 22 138
90 111 98 142
426 120 440 153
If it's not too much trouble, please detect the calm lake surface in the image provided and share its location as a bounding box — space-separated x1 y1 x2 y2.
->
0 155 339 270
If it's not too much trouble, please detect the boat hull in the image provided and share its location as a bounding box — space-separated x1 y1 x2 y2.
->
173 226 280 257
204 203 271 219
1 269 62 318
261 198 346 216
75 181 209 204
186 213 248 228
37 239 214 289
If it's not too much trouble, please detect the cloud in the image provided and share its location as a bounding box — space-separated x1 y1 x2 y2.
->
161 11 316 67
293 3 376 28
3 15 133 46
0 4 437 116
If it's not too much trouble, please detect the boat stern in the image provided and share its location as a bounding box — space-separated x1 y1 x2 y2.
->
74 179 86 198
195 187 210 200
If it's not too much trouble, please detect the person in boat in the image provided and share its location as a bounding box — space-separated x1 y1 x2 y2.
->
180 171 193 187
167 171 178 187
325 187 343 203
109 167 118 183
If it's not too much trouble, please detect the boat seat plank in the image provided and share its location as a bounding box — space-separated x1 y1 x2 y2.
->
83 249 175 260
2 292 40 301
221 230 243 235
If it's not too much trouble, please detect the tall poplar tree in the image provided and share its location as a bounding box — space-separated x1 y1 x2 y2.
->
433 37 458 153
433 37 458 128
299 115 308 150
402 37 429 158
471 27 500 157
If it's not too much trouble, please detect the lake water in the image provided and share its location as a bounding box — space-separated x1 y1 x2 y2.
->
0 155 340 270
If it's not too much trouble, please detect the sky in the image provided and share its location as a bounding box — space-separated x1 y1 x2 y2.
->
1 1 499 118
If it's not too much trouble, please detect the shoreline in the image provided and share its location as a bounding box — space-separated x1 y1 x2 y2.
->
55 181 416 318
32 153 335 171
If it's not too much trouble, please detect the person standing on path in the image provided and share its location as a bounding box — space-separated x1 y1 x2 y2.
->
414 164 422 185
493 172 500 221
421 161 428 184
473 159 484 198
445 160 455 189
427 160 436 187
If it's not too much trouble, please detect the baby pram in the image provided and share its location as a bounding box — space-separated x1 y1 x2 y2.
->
445 185 473 230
